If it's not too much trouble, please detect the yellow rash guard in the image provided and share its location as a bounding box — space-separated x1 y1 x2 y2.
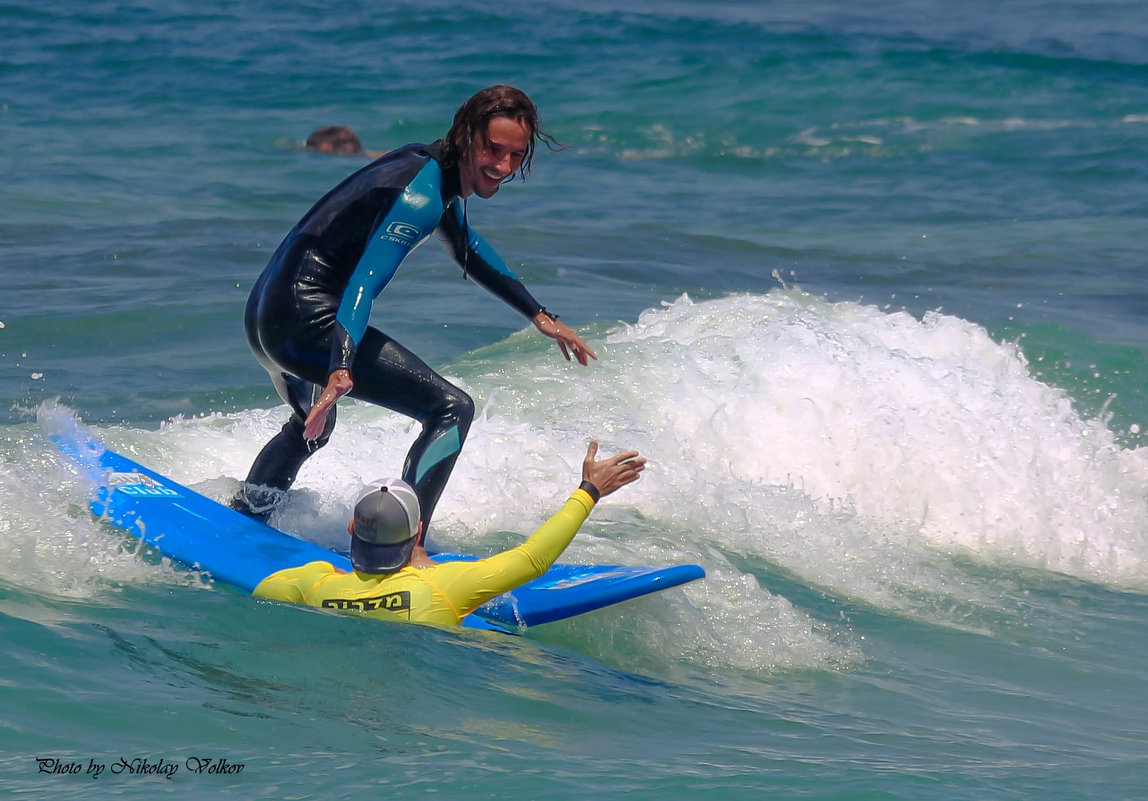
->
253 489 596 626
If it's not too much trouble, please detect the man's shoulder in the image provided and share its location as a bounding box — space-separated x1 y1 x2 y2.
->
271 560 338 578
363 142 442 186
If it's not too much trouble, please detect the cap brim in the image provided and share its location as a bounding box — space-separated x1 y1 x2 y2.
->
350 535 416 574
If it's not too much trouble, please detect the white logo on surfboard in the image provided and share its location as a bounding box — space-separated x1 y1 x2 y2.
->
107 471 182 498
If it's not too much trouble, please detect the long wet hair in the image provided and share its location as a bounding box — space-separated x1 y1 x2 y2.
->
439 85 562 178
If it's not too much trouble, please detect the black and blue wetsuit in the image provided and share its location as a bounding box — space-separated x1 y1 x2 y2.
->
239 141 545 532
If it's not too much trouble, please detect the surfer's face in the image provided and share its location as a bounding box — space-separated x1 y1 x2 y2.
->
458 116 529 199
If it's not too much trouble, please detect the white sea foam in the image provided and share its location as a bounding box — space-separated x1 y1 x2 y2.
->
0 403 193 607
590 293 1148 589
14 291 1148 670
451 291 1148 604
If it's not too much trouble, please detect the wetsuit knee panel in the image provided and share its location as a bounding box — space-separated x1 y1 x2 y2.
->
440 388 475 431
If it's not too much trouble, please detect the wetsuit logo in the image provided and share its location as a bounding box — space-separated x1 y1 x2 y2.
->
107 471 182 498
323 591 412 618
384 222 421 243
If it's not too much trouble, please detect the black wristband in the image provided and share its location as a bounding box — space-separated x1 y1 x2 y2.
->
577 480 601 503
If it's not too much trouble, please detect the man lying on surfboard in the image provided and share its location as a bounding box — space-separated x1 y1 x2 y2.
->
253 441 645 627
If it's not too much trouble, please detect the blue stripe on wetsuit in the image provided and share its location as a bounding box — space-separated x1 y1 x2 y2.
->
436 200 544 321
415 424 462 483
331 158 445 369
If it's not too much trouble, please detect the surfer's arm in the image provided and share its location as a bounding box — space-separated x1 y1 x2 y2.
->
436 201 543 318
436 204 597 365
436 441 646 619
329 162 446 375
303 162 445 440
430 490 597 620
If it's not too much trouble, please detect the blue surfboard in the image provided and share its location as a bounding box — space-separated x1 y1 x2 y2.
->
54 432 704 632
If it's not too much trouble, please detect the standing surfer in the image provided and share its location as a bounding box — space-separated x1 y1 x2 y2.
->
235 86 596 558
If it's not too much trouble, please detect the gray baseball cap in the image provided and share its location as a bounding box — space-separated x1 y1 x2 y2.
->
350 479 421 573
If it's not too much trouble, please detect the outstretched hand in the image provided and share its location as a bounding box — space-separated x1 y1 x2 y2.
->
533 312 598 366
303 369 354 441
581 440 646 499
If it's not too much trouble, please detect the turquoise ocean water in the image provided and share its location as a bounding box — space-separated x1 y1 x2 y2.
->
3 1 1148 798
